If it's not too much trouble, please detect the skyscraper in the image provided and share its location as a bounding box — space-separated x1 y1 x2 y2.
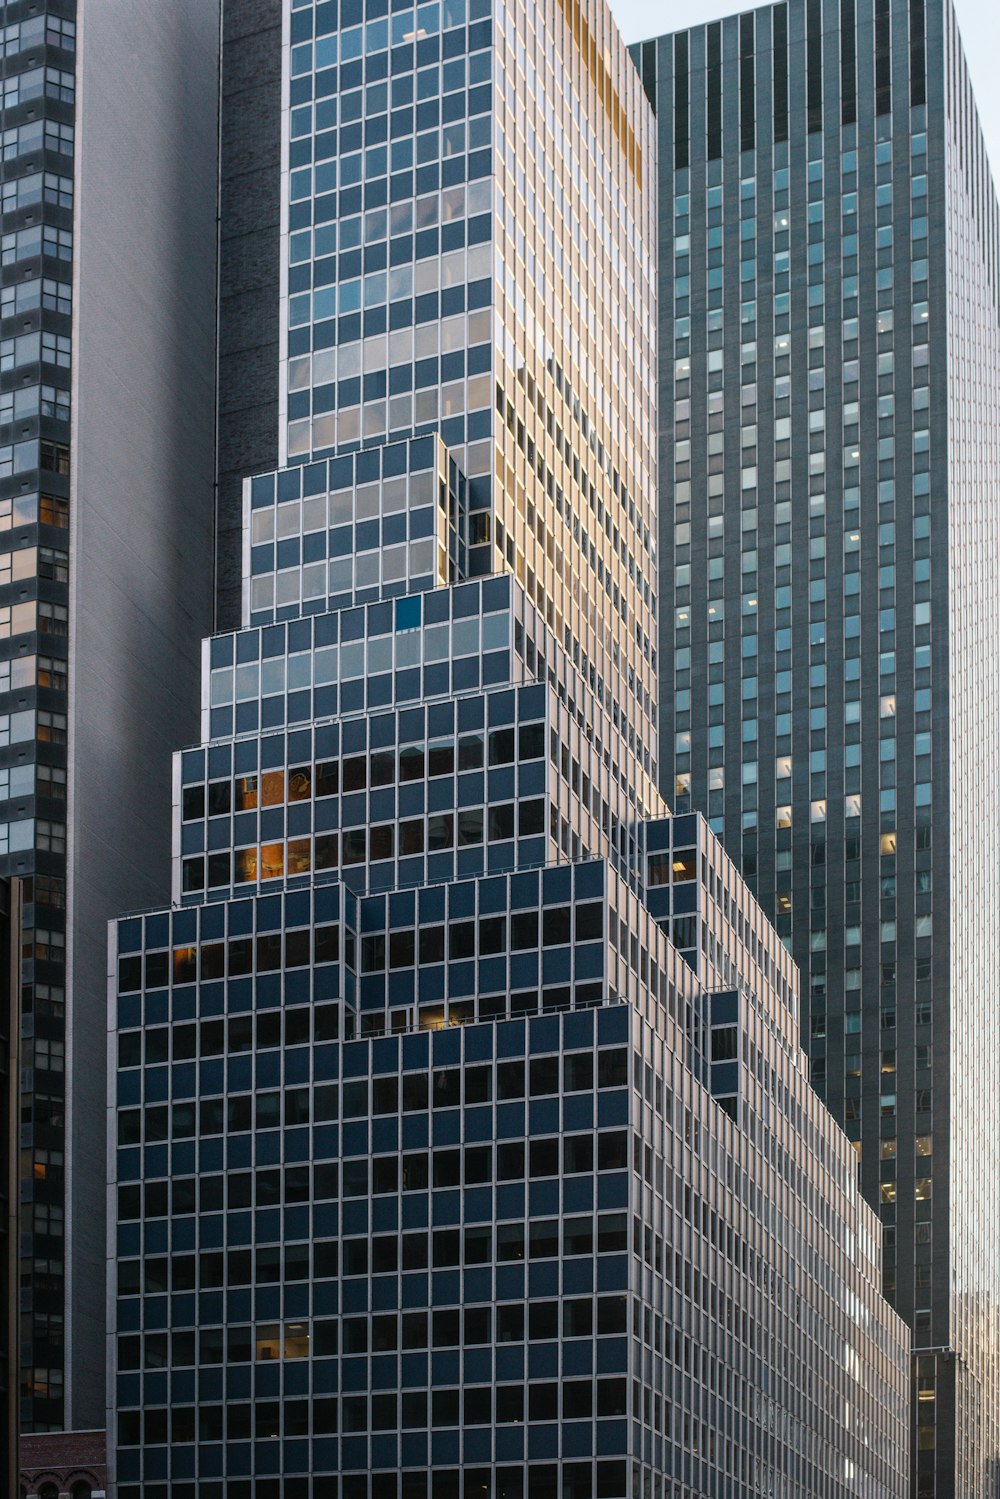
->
108 0 909 1496
216 0 284 632
0 877 20 1493
2 3 79 1430
1 0 220 1433
632 1 1000 1492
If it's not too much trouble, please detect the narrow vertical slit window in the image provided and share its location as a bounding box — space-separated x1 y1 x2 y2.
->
674 32 689 171
909 0 926 109
841 0 857 127
773 5 789 145
875 0 892 117
740 13 756 154
640 39 657 112
707 23 722 161
807 0 823 136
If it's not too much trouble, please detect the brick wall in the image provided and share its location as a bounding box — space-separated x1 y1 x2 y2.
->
20 1427 106 1494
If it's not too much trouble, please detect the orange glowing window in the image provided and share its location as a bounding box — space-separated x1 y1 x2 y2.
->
287 839 312 875
172 947 197 984
284 1323 310 1359
261 771 284 807
288 767 311 802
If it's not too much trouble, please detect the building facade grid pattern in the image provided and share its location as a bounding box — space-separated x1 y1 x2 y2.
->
632 1 1000 1492
108 0 909 1496
0 0 76 1433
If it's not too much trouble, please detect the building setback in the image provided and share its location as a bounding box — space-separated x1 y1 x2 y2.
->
0 0 220 1435
632 1 1000 1494
108 0 909 1496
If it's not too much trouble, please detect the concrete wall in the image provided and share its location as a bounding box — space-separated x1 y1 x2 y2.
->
66 0 221 1428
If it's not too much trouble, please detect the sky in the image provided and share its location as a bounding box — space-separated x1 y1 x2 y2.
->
609 0 1000 180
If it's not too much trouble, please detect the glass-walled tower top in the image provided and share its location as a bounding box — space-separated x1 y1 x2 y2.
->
274 0 659 794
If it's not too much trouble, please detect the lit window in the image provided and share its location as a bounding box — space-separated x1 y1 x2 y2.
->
261 770 284 806
287 839 312 875
284 1323 309 1360
255 1324 281 1362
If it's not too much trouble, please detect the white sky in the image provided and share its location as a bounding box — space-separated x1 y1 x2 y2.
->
610 0 1000 183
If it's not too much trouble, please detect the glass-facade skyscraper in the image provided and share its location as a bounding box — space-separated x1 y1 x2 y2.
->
108 0 910 1496
2 0 220 1438
1 2 77 1429
0 876 19 1491
632 1 1000 1493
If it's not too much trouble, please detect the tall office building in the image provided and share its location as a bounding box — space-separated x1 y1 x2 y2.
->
632 2 1000 1492
1 2 78 1431
1 0 220 1434
107 0 909 1496
217 0 285 633
0 878 20 1494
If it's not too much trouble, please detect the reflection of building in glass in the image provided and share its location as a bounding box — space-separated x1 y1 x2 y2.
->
109 0 909 1494
633 2 1000 1493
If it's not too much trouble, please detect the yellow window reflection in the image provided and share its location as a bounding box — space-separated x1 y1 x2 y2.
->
287 838 312 875
261 770 285 806
284 1323 309 1360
